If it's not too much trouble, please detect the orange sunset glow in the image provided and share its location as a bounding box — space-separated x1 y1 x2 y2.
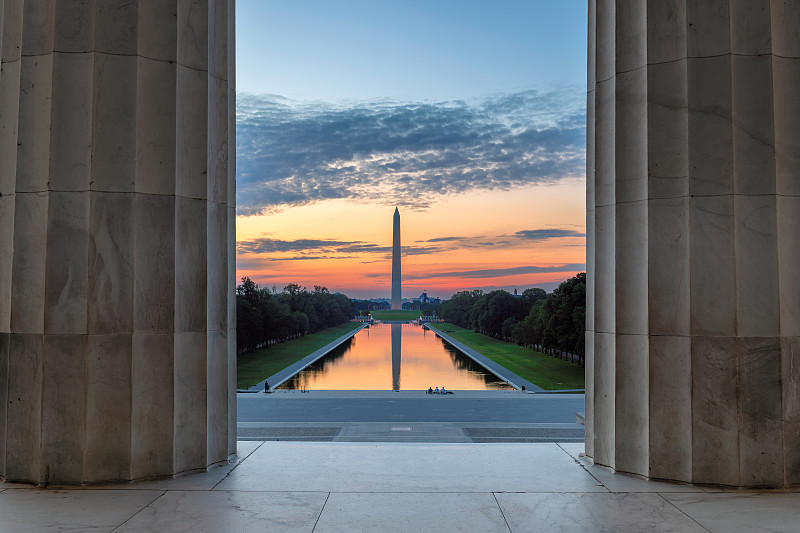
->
279 323 513 390
236 179 586 300
235 2 587 301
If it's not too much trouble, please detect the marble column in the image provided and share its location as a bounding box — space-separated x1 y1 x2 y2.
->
587 0 800 487
0 0 237 484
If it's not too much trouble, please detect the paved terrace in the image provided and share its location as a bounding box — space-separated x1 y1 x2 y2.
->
237 390 586 443
1 441 798 532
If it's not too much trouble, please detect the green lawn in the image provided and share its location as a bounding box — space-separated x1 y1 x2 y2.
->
237 322 362 389
368 310 423 321
435 323 585 391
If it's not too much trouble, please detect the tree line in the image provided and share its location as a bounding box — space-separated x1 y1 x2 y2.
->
438 273 586 364
236 277 355 353
236 273 586 363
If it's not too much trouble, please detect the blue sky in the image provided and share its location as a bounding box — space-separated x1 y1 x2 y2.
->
236 1 587 101
234 1 588 298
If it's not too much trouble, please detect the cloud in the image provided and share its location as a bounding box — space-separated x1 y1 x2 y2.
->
237 238 363 254
338 244 392 254
268 255 357 262
416 236 471 243
237 236 441 259
445 282 563 295
513 229 586 241
406 263 586 280
403 245 441 256
236 89 586 215
417 227 585 249
237 225 585 263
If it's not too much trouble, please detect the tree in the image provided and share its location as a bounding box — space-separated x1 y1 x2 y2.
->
473 290 524 337
235 280 355 353
521 287 547 311
236 298 263 352
292 311 310 337
501 316 519 340
439 290 482 328
237 276 261 306
510 274 586 363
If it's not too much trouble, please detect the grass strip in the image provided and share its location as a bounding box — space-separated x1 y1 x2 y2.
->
436 322 585 391
368 310 423 321
237 322 362 388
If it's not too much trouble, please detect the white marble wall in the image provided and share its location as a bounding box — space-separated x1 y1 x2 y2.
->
0 0 237 484
587 0 800 487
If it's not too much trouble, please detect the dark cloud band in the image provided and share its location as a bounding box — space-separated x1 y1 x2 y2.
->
513 229 586 241
406 264 587 280
237 227 585 261
236 90 586 215
237 236 439 259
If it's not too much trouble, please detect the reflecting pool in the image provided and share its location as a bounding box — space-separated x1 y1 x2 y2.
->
279 323 514 391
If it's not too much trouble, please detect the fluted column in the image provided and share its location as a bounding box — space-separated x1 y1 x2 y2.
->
0 0 236 484
587 0 800 487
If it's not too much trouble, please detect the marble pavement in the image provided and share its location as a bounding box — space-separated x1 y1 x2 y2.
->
1 441 798 532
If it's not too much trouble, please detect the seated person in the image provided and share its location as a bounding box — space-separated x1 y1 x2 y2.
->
434 387 440 394
427 387 433 394
441 386 446 393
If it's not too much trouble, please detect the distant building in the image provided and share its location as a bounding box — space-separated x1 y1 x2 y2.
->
409 292 442 309
367 298 390 310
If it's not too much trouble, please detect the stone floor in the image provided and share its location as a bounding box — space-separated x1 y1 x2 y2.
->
1 441 799 532
238 421 585 442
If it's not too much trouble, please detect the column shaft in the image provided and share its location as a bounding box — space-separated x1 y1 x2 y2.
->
587 0 799 487
0 0 236 484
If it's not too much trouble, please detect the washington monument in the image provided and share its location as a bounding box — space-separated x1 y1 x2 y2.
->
391 207 402 309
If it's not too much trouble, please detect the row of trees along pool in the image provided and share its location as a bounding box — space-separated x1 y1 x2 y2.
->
236 273 586 365
236 277 355 353
437 273 586 365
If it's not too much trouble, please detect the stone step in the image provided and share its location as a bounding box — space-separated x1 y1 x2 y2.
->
238 422 585 443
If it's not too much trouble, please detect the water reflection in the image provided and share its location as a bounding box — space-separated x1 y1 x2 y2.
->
278 338 353 389
278 323 513 391
441 341 511 387
392 323 401 391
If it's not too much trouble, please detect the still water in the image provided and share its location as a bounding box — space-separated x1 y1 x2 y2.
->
279 322 513 391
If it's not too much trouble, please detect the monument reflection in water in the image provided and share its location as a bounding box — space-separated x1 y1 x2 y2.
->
279 323 513 391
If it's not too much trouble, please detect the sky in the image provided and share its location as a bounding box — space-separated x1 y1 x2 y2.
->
235 1 588 300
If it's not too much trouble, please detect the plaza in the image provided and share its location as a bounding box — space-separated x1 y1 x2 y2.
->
2 440 800 532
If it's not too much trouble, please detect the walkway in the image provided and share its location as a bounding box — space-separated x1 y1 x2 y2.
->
2 441 797 532
238 390 585 422
238 422 585 443
238 391 586 443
